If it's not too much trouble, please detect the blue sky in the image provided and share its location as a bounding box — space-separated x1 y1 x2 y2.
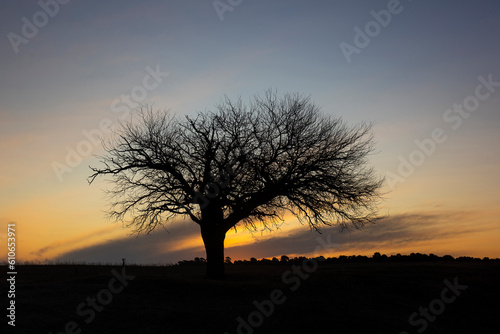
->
1 0 499 263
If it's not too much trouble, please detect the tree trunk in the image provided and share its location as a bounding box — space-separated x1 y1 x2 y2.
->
200 224 226 279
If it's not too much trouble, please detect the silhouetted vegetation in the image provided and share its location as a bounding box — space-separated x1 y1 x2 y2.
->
7 252 496 269
175 252 499 266
88 90 384 279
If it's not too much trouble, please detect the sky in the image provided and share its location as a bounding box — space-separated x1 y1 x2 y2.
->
1 0 499 265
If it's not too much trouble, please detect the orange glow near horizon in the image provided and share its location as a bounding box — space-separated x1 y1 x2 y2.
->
1 109 499 264
2 202 500 264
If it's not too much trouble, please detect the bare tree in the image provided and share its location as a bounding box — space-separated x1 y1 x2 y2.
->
88 90 383 279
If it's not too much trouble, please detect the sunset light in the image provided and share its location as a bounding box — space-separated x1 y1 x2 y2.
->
1 1 499 332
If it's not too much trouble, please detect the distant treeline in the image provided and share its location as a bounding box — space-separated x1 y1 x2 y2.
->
8 253 498 267
177 252 499 266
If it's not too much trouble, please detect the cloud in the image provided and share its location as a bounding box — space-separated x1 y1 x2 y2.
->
31 243 61 258
225 211 480 259
54 221 202 264
51 211 482 264
31 226 127 258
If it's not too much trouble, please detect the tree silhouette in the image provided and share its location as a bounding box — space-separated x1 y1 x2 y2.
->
88 90 383 279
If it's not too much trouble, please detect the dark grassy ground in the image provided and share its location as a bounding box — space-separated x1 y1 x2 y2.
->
2 261 499 334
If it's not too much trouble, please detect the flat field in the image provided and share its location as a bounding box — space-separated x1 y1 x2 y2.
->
2 261 499 333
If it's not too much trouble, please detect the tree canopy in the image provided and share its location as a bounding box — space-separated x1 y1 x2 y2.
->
89 90 384 278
